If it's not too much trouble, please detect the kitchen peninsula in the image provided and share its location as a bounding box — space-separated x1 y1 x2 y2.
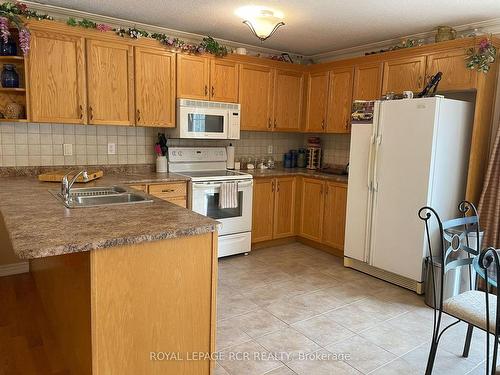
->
0 172 218 375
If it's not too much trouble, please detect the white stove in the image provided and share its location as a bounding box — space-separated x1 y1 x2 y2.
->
168 147 253 258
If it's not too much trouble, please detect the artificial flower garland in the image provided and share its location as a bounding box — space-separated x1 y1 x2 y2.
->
466 37 497 73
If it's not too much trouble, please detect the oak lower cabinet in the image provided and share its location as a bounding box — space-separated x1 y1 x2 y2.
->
135 47 176 127
382 56 426 95
129 182 187 208
239 63 275 131
86 39 134 125
252 177 296 243
299 178 348 250
29 30 87 124
426 49 477 91
322 182 348 249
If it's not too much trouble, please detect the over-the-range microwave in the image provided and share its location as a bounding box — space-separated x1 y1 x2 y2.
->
171 99 240 140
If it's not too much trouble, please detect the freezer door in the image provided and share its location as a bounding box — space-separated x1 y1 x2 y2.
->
370 99 438 282
344 121 375 262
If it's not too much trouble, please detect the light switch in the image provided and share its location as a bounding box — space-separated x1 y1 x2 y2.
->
267 145 273 154
108 143 116 155
63 143 73 156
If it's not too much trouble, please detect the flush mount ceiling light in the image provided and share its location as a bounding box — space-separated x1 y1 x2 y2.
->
235 5 285 42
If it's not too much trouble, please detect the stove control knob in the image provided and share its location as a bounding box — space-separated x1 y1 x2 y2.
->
178 151 183 157
172 151 176 156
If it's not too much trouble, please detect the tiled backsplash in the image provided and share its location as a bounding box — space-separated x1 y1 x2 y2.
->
0 122 351 167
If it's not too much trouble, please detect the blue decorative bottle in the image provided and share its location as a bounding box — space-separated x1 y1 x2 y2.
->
1 38 17 56
1 64 20 88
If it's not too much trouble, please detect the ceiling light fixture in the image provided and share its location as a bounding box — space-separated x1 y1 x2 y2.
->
235 6 285 42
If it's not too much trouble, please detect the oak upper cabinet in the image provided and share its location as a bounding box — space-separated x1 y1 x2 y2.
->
322 182 348 250
305 71 329 132
86 39 134 125
326 67 354 134
273 69 304 131
300 178 325 242
252 178 275 243
177 54 210 100
426 49 477 91
239 63 274 131
273 177 296 239
353 62 383 100
382 56 426 94
29 31 86 124
210 59 239 103
135 47 176 127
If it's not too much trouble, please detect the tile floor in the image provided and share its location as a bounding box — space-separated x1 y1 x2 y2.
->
216 242 495 375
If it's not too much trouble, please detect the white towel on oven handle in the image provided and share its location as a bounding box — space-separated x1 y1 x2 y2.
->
219 181 238 209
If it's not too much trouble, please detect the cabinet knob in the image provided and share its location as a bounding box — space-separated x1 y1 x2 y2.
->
345 119 350 130
321 120 325 130
211 86 215 97
268 118 271 129
277 181 280 192
137 109 141 122
79 104 83 119
274 119 277 129
204 85 208 96
89 106 94 120
418 76 423 88
271 181 275 192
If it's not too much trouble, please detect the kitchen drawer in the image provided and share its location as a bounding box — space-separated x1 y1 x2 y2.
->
128 184 147 193
166 197 187 208
148 182 187 198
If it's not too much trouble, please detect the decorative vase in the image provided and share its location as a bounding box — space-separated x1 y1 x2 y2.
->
1 38 17 56
1 64 20 88
4 102 23 119
435 26 457 43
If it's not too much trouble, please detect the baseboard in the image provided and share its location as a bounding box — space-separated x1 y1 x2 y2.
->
252 235 344 258
251 237 298 250
296 237 344 258
0 262 29 276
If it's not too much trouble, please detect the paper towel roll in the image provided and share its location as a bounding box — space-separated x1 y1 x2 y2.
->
227 144 235 170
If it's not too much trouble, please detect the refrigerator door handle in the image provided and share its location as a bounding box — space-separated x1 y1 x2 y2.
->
367 135 375 191
373 135 382 191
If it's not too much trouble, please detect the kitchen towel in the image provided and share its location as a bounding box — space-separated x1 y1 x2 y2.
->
219 182 238 209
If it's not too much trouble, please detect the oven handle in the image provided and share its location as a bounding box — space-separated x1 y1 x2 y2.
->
192 181 253 189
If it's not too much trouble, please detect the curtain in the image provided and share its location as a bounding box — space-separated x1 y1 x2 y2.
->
478 124 500 249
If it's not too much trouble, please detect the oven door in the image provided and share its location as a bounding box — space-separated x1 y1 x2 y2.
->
179 106 229 139
191 180 253 235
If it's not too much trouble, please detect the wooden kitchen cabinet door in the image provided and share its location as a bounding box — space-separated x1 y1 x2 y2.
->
29 31 86 124
300 178 324 242
322 183 348 250
353 62 383 100
135 47 176 127
273 177 296 239
382 56 426 94
210 59 239 103
326 67 354 134
273 69 304 131
252 178 275 243
426 49 477 91
239 63 274 131
305 71 329 132
87 39 134 125
177 54 210 100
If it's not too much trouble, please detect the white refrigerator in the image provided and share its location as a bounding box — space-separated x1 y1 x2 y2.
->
344 97 473 293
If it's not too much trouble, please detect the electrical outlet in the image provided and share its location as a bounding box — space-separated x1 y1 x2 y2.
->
63 143 73 156
107 143 116 155
267 145 273 154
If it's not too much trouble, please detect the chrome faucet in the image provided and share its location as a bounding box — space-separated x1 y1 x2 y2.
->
61 170 89 204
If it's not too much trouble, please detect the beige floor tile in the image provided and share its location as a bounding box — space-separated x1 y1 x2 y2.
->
324 283 370 304
226 308 288 339
215 362 231 375
346 295 409 322
324 303 384 333
240 280 308 307
369 357 421 374
218 340 283 375
263 365 297 374
264 297 321 324
359 322 428 356
292 314 355 346
255 327 321 362
286 349 361 375
217 319 253 351
324 335 397 373
217 292 259 321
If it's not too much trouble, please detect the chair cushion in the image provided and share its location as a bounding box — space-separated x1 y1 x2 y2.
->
443 290 498 333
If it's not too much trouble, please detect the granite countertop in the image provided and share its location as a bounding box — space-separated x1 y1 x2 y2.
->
246 167 349 184
0 173 216 260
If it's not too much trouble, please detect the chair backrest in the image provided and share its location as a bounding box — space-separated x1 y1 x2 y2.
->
419 201 481 310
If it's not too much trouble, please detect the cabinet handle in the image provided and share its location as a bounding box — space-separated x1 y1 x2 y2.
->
321 120 325 130
325 186 329 195
211 86 215 97
418 76 423 88
320 186 323 195
345 119 350 130
136 109 141 122
268 118 271 129
89 106 94 120
274 119 277 129
271 181 275 192
277 181 280 192
204 85 208 96
161 189 175 193
79 104 83 119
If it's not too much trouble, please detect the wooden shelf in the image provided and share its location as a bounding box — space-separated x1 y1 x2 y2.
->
0 87 25 92
0 55 24 62
0 118 27 122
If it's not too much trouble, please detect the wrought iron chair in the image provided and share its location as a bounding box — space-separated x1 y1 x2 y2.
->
419 201 499 375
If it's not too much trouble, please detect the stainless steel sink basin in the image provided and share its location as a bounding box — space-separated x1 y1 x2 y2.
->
50 186 153 208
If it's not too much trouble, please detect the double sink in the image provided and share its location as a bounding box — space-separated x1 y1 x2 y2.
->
50 186 153 208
